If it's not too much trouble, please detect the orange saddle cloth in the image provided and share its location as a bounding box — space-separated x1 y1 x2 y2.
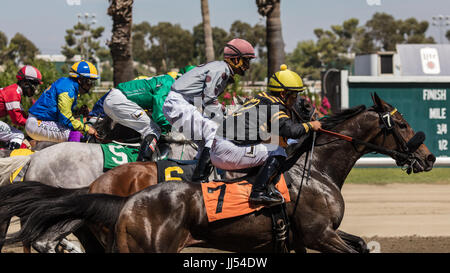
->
201 174 291 222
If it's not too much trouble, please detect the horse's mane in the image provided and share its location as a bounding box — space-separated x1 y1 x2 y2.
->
320 105 367 130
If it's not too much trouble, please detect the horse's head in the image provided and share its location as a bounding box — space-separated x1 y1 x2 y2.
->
369 92 435 173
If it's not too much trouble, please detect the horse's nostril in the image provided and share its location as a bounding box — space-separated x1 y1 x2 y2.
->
427 154 436 163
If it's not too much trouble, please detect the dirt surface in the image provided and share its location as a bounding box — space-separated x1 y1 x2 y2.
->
4 183 450 253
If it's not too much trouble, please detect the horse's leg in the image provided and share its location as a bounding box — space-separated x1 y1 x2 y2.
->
290 224 307 253
308 227 358 253
73 223 105 253
336 230 369 253
19 217 31 253
0 215 11 252
292 245 307 253
31 220 84 253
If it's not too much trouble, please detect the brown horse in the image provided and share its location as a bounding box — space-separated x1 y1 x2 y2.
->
3 93 436 253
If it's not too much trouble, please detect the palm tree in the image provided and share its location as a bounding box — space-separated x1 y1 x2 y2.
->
256 0 285 78
108 0 134 86
201 0 215 62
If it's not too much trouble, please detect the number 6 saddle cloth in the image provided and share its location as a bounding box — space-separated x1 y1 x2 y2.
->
201 175 290 222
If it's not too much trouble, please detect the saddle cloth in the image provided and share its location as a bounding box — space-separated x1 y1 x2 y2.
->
156 159 196 183
100 143 139 170
201 174 291 222
9 149 35 183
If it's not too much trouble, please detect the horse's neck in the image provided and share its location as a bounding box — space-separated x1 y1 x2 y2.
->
292 111 378 190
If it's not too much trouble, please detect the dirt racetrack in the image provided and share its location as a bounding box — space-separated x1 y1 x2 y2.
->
4 183 450 253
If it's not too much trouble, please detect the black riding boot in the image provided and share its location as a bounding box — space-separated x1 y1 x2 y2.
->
249 156 284 207
191 147 213 182
136 134 158 162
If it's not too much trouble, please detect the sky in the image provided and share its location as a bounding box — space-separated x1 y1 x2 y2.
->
0 0 449 55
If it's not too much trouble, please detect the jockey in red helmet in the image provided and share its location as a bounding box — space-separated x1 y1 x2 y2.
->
0 65 42 149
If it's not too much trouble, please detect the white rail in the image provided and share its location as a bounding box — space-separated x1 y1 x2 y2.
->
355 157 450 167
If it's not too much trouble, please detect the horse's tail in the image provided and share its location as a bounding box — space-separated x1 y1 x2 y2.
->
0 155 32 186
0 181 89 221
4 192 126 245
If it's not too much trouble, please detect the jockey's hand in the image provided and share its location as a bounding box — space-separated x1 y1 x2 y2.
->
312 108 324 120
309 120 322 131
87 126 98 138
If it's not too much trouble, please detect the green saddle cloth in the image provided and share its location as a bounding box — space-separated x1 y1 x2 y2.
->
101 143 139 170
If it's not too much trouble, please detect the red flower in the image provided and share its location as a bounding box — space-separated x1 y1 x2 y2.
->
322 96 331 109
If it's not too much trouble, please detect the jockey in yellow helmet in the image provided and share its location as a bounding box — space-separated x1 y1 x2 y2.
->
211 65 321 206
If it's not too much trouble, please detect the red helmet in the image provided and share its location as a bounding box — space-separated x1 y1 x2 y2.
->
16 65 43 84
224 38 256 59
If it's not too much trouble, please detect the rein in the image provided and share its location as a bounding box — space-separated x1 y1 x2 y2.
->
290 106 423 223
317 106 425 174
317 128 409 162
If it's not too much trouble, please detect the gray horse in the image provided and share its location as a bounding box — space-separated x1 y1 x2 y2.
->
0 133 198 189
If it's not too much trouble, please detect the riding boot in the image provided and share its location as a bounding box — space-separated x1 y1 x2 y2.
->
68 131 83 142
137 134 158 162
191 147 213 182
7 141 21 150
249 156 284 207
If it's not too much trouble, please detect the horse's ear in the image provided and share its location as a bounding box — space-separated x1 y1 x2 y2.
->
371 92 384 111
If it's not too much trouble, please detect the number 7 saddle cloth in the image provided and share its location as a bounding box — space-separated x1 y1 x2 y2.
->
155 159 291 222
201 175 290 222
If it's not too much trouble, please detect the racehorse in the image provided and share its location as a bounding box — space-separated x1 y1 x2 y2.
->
0 132 197 188
3 93 436 253
0 132 197 252
0 141 58 158
0 96 315 252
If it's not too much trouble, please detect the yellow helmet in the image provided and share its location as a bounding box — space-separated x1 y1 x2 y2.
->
69 60 99 79
167 71 178 79
268 64 306 93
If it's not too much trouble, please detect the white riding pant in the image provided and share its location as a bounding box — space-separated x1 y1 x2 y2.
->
0 120 25 145
210 137 287 171
163 91 218 149
103 88 161 140
25 114 71 142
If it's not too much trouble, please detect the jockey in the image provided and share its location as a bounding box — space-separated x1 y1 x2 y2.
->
211 65 322 207
88 67 195 121
163 38 256 182
178 65 196 78
0 65 42 149
102 72 180 161
25 60 99 142
87 76 151 120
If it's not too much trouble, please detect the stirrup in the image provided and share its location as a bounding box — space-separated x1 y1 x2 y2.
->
249 190 283 207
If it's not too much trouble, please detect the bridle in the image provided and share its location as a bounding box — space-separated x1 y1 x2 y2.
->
290 103 426 243
319 106 425 174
